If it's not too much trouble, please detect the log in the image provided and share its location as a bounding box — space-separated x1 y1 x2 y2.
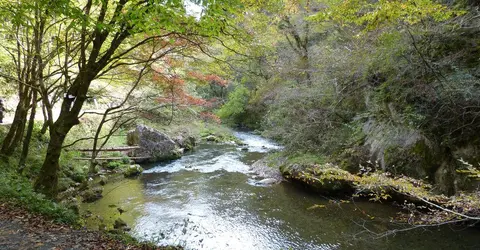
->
73 156 150 161
69 146 140 152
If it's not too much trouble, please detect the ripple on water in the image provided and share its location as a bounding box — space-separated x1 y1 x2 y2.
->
81 132 480 250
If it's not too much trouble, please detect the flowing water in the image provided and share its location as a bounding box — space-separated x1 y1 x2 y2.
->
81 132 480 250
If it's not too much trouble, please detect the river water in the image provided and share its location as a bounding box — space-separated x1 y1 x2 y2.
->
81 132 479 250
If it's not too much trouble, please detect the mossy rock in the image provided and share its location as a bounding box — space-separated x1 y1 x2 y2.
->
205 135 220 142
60 197 81 214
114 218 128 229
81 187 103 202
123 164 144 178
58 177 75 192
99 175 108 186
64 165 88 183
281 163 356 195
383 140 436 179
336 146 370 173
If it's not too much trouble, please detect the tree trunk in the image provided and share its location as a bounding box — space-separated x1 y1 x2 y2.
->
33 122 68 197
1 92 30 155
18 92 38 172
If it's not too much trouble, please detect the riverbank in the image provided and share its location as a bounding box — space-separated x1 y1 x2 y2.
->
0 202 181 250
270 151 480 227
0 117 239 248
76 131 480 249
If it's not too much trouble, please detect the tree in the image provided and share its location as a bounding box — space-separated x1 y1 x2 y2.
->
26 0 248 197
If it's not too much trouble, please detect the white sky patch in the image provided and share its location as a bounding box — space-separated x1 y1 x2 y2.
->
184 0 205 20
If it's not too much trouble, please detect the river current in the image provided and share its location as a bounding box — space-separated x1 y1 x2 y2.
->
81 132 479 250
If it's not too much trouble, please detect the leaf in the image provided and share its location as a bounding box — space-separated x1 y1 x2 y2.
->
307 204 326 210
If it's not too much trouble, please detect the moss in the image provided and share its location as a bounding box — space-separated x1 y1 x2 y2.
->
285 152 327 165
336 146 370 173
58 177 75 192
383 142 433 179
123 164 144 178
81 187 104 203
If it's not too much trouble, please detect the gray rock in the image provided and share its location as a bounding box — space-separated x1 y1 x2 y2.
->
256 178 280 185
127 125 183 162
250 157 284 183
174 135 197 151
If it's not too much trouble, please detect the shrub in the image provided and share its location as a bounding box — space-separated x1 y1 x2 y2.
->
107 161 122 170
0 171 78 224
217 85 250 125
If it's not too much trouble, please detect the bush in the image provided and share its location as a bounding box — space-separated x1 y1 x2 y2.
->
107 161 123 170
64 165 88 183
217 85 250 125
121 156 130 164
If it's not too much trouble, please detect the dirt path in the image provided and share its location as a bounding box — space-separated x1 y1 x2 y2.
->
0 203 174 250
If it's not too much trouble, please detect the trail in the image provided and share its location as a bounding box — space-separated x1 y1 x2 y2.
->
0 203 176 250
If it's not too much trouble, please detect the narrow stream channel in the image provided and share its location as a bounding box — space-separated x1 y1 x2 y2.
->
81 132 480 250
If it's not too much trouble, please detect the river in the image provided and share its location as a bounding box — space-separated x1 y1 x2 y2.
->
81 131 479 250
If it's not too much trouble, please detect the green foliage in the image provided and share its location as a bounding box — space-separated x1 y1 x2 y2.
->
309 0 463 30
0 169 78 224
64 165 88 183
121 156 130 164
217 85 250 125
286 152 326 165
107 161 123 170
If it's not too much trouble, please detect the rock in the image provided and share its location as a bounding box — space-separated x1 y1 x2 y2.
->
250 157 284 183
127 125 183 162
241 147 249 151
117 207 126 214
174 135 197 151
123 164 143 178
81 187 103 203
256 178 279 185
99 175 108 185
205 135 219 142
57 187 78 201
113 218 128 230
281 163 355 195
58 177 75 192
60 197 80 214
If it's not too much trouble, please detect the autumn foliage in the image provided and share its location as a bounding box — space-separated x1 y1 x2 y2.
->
151 60 225 123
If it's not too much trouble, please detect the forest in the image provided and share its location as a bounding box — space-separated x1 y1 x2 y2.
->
0 0 480 249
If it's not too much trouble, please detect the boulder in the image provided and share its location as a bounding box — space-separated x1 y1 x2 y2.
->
99 175 108 185
256 178 279 185
250 157 284 183
81 187 103 203
58 177 75 192
127 125 183 162
174 135 197 151
123 164 144 178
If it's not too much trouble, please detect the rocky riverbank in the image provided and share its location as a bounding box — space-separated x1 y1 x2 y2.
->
278 160 480 226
